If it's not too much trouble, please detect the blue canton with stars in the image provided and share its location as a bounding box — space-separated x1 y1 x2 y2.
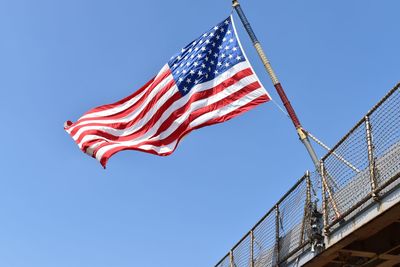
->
168 16 246 96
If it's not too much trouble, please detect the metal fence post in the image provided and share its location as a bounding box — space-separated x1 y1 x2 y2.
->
275 205 280 266
365 115 379 201
320 161 341 220
300 171 311 245
229 250 234 267
321 161 329 235
250 230 254 267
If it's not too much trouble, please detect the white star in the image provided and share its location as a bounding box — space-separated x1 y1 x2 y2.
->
210 60 215 65
224 20 229 25
225 62 230 67
209 32 214 37
179 77 184 82
229 54 233 59
186 62 190 66
201 63 206 68
214 70 219 74
229 38 234 43
220 28 225 32
225 46 230 50
232 47 238 51
197 54 202 59
218 45 223 50
213 53 218 58
208 49 212 55
186 78 192 83
197 70 203 76
183 86 188 92
217 62 222 66
221 53 226 58
194 47 199 51
223 37 227 42
199 39 203 44
236 55 242 60
208 67 211 72
193 62 199 67
195 79 199 84
205 56 209 61
205 73 209 78
201 47 206 51
227 30 232 34
182 69 187 74
190 55 195 59
216 35 220 40
184 55 189 60
188 48 193 53
212 42 216 47
177 55 182 60
190 70 195 75
203 33 208 37
181 48 186 53
214 26 219 30
205 39 210 44
173 63 178 68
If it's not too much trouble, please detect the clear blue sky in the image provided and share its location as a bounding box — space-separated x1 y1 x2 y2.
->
0 1 398 266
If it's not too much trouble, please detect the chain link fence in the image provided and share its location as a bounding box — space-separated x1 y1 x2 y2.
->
216 83 400 267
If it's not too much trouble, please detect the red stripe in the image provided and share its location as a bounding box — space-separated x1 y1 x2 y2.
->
86 90 182 156
79 67 254 149
72 78 176 139
150 68 254 138
69 68 171 130
136 81 262 148
99 94 270 168
98 80 263 163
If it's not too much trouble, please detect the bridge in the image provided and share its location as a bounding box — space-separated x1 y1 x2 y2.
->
215 83 400 267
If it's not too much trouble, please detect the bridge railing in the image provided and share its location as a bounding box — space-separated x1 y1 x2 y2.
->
321 83 400 234
216 82 400 267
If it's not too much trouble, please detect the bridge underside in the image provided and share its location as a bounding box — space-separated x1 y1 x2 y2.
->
304 201 400 267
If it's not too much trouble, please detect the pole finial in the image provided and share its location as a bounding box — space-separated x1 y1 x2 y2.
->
232 0 239 7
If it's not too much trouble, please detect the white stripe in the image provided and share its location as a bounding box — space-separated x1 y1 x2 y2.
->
76 61 255 148
79 64 258 151
138 140 179 154
85 140 106 157
97 87 265 161
71 75 176 141
189 88 266 128
94 74 262 161
79 64 169 121
70 73 174 138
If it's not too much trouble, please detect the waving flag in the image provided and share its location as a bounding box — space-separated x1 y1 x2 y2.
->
65 15 271 168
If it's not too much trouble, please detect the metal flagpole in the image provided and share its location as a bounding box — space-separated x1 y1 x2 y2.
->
232 0 320 170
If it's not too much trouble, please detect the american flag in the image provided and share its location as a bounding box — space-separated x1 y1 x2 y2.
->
65 15 271 168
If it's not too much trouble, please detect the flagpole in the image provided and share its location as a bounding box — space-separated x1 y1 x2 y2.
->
232 0 320 170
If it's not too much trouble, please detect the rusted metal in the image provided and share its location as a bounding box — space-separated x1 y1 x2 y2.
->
320 162 341 220
275 205 280 266
300 171 311 245
321 162 330 235
365 115 379 201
